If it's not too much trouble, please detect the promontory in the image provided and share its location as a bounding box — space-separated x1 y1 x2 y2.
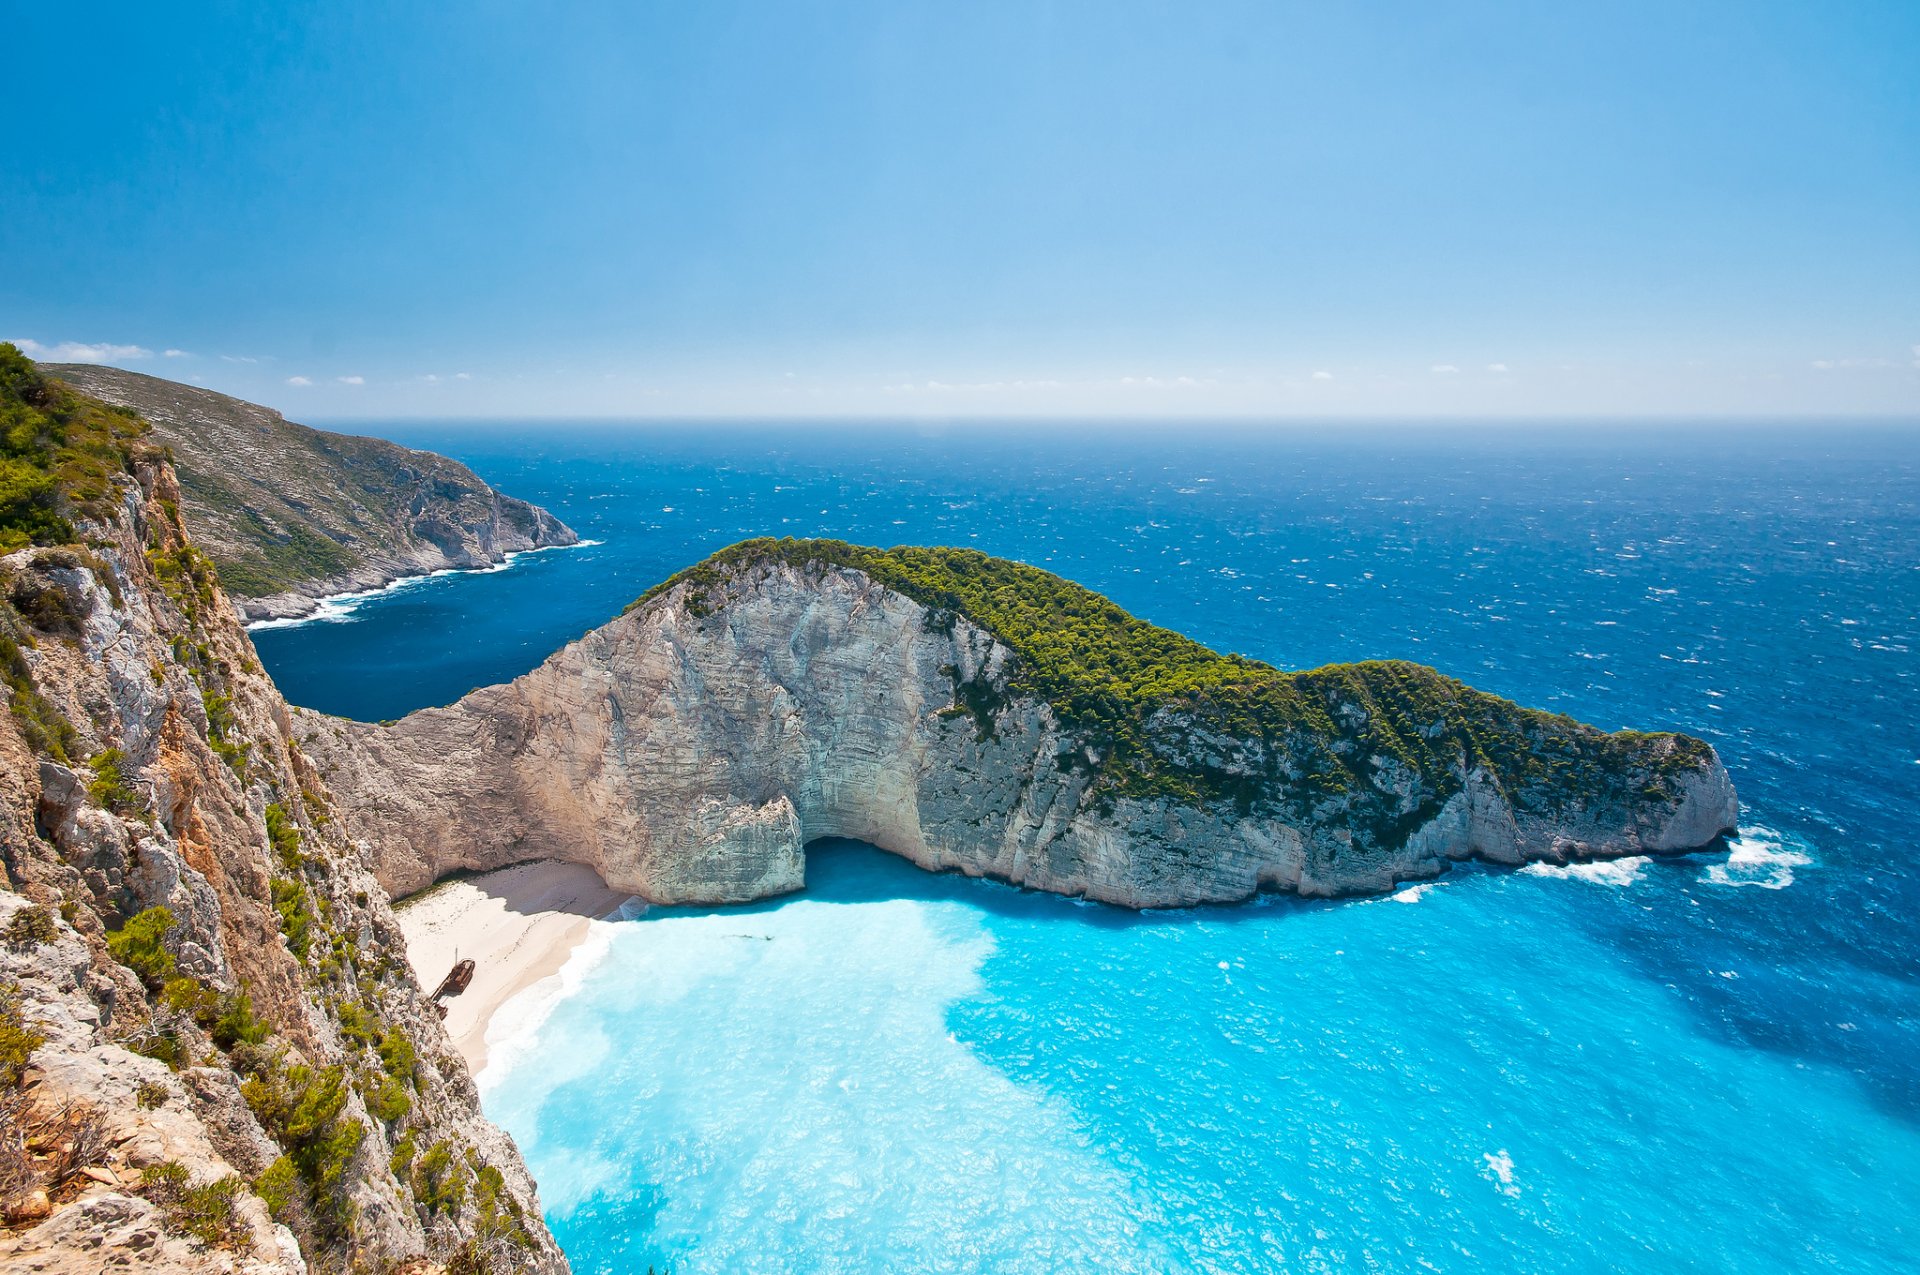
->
303 538 1738 909
44 363 577 622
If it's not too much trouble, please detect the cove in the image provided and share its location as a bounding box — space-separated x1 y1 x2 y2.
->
478 837 1916 1274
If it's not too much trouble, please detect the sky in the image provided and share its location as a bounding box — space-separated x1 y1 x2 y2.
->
4 1 1918 419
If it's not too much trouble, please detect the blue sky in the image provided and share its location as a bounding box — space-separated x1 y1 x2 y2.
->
5 1 1917 418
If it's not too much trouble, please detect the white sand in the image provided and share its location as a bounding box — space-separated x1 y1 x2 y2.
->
392 860 631 1074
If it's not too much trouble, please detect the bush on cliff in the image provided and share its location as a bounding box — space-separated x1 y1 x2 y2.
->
0 341 148 553
107 906 177 989
631 537 1714 812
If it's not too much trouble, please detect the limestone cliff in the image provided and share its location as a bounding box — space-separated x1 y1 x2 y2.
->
304 539 1737 909
0 349 564 1272
44 363 577 622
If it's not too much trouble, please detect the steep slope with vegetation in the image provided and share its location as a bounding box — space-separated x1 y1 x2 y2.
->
44 363 576 622
307 537 1736 908
0 344 564 1272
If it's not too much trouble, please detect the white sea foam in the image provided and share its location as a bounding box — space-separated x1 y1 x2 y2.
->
475 915 622 1098
1702 826 1811 890
245 539 602 632
1520 856 1648 886
1391 883 1438 903
1482 1149 1520 1197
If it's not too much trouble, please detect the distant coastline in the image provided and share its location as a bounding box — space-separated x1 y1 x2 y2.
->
246 538 603 631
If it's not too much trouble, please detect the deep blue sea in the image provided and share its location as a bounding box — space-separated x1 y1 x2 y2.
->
258 422 1920 1273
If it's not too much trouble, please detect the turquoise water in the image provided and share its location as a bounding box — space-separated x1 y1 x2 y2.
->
259 422 1920 1272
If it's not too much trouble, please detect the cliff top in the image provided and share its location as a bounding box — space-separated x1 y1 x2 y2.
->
0 342 152 553
41 361 575 607
633 536 1715 810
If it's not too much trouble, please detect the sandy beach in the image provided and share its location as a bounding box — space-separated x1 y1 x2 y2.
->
393 860 631 1075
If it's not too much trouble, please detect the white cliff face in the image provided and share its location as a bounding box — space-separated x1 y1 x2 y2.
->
304 558 1738 910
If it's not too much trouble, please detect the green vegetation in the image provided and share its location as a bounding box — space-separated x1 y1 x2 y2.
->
0 341 148 553
0 622 79 762
271 878 317 960
0 981 45 1085
213 518 358 599
633 539 1715 822
142 1162 251 1249
87 747 141 812
240 1054 367 1239
163 978 273 1051
264 801 306 870
413 1140 466 1215
107 905 178 988
4 904 58 947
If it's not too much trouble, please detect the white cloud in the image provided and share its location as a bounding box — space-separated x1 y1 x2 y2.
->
1430 364 1459 374
1911 344 1919 368
1311 370 1334 381
1812 357 1892 371
9 338 153 363
454 371 471 381
1487 363 1509 373
221 354 264 364
286 376 313 387
336 375 365 386
419 374 440 384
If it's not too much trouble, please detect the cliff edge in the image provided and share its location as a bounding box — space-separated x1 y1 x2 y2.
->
0 345 566 1272
303 538 1737 909
44 363 577 622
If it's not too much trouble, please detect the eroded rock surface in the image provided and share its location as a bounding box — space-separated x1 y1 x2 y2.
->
1 423 565 1270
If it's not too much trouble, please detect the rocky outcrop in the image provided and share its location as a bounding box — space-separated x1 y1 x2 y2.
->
303 543 1737 909
0 378 565 1270
43 364 577 622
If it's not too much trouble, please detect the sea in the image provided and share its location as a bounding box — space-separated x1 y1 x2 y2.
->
255 421 1920 1274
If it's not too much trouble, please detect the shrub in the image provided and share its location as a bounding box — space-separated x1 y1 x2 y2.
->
376 1026 416 1080
135 1080 170 1109
254 1154 302 1223
106 906 176 988
0 982 46 1086
264 802 304 871
0 629 79 763
271 879 315 960
144 1162 250 1249
0 342 149 551
87 747 140 812
241 1057 366 1234
413 1140 467 1216
365 1071 411 1124
212 991 272 1050
335 999 380 1048
4 905 58 948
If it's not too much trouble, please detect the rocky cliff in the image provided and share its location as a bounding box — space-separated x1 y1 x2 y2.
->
44 364 577 622
304 539 1737 909
0 347 565 1272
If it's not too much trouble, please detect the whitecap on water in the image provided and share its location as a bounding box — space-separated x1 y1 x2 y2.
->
1519 856 1648 887
1702 826 1811 890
